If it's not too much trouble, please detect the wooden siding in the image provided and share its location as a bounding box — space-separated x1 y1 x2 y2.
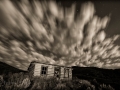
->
60 67 72 79
34 63 41 76
47 65 54 77
60 67 65 79
30 63 72 79
34 63 55 77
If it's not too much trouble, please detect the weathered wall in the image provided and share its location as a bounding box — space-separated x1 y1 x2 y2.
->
47 65 54 77
60 67 72 79
34 63 54 77
34 63 41 76
60 67 65 79
31 63 72 79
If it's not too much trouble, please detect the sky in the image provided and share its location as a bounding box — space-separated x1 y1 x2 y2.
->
0 0 120 70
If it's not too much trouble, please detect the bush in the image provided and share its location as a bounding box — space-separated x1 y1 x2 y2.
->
30 77 59 90
0 72 30 90
99 84 115 90
65 78 95 90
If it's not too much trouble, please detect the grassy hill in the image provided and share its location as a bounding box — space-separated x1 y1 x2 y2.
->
72 66 120 90
0 62 27 75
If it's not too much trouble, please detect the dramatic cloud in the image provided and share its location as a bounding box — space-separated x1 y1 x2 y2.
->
0 0 120 70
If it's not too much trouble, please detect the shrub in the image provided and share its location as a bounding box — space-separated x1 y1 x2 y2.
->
76 79 95 90
0 72 30 90
65 78 95 90
99 84 115 90
30 77 59 90
20 77 31 88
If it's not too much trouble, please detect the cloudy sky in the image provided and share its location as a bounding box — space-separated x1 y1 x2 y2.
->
0 0 120 70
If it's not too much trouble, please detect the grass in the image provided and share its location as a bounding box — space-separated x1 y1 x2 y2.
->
0 72 115 90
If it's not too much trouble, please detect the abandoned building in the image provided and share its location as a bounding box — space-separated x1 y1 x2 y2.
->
28 62 72 79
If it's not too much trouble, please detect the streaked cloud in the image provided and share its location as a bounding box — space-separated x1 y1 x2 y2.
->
0 0 120 70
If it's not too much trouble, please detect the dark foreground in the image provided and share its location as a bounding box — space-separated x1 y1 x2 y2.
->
0 62 120 90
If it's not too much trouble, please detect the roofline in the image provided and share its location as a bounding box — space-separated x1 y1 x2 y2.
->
31 61 72 68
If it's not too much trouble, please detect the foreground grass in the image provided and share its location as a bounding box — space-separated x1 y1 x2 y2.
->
0 72 115 90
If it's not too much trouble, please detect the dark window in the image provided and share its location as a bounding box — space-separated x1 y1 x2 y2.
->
54 67 60 78
41 66 48 76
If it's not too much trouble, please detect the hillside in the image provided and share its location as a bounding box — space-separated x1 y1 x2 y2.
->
0 62 27 75
72 66 120 90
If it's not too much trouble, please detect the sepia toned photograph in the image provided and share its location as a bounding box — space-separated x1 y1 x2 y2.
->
0 0 120 90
